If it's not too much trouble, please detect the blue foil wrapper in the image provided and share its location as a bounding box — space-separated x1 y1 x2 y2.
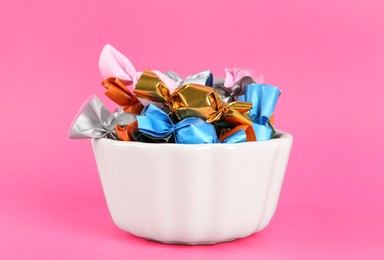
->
220 128 247 143
240 83 281 141
137 104 218 144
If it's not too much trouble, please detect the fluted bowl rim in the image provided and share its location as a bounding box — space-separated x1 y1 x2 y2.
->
93 130 292 148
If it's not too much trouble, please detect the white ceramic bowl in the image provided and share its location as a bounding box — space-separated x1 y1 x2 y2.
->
92 131 292 244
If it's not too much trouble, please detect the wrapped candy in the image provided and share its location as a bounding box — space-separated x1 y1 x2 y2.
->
69 96 136 140
102 77 143 114
238 83 281 141
213 68 264 102
130 107 178 143
224 68 264 89
98 44 178 105
69 45 283 144
134 104 218 144
134 69 253 126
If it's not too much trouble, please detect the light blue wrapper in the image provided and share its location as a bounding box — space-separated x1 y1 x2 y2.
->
137 104 218 144
242 83 281 141
137 104 173 137
175 117 218 144
220 128 247 144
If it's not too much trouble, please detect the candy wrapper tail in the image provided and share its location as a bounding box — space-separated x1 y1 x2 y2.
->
69 96 136 140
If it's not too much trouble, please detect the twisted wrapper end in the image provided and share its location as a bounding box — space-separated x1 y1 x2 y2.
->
69 96 136 140
213 68 265 102
165 70 213 87
99 44 137 93
205 101 253 126
102 77 144 114
134 69 172 103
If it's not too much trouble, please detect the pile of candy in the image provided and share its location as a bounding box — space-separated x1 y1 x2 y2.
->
69 45 281 144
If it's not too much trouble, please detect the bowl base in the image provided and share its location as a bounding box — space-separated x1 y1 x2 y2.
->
144 237 239 245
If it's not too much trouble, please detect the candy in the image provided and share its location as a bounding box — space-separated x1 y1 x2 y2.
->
134 69 253 126
69 96 136 140
102 78 143 114
213 68 264 102
239 83 281 141
99 44 178 106
69 44 282 144
135 104 218 144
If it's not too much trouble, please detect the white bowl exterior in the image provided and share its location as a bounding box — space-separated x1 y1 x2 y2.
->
92 132 292 244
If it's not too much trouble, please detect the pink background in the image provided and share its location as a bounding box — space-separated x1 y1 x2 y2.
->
1 0 383 259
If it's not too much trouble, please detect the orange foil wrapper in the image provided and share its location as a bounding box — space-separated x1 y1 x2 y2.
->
102 78 143 114
115 120 138 141
218 125 256 142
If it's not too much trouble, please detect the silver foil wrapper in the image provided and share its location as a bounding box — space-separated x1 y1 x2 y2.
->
165 70 212 87
69 96 136 140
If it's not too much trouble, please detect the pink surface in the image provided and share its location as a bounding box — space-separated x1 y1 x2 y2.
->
1 0 383 259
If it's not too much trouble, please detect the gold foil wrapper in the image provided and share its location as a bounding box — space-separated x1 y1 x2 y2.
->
206 101 253 126
170 84 222 119
134 69 171 103
134 69 253 126
102 78 143 114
